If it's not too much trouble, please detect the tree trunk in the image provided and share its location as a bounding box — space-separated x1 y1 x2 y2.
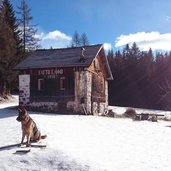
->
0 78 10 99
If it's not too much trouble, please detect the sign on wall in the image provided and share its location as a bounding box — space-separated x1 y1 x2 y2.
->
38 68 64 79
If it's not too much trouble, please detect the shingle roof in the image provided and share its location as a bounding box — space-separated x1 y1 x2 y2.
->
15 44 103 69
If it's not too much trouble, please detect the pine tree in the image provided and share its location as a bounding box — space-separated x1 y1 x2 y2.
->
130 42 141 59
71 31 81 47
80 32 89 46
123 44 131 59
17 0 39 52
0 1 17 97
70 31 90 47
3 0 22 51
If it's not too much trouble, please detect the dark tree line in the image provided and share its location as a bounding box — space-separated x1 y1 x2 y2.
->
0 0 39 98
0 0 22 97
107 42 171 110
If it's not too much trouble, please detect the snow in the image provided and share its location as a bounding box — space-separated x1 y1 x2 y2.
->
0 96 171 171
108 105 171 116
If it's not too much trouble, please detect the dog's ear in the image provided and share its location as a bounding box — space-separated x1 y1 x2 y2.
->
18 106 26 112
22 107 27 112
18 107 22 112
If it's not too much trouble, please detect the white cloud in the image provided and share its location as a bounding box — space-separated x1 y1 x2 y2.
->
103 43 112 51
36 30 72 49
115 32 171 51
43 30 71 41
166 16 171 22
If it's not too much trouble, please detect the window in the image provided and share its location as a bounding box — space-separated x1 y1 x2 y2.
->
38 79 44 91
60 77 66 90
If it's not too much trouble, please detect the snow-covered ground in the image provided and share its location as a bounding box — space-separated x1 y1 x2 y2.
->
108 105 171 116
0 96 171 171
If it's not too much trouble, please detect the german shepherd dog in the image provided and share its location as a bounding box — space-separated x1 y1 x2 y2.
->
16 107 46 146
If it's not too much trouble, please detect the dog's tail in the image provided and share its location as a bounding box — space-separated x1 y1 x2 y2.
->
41 135 47 139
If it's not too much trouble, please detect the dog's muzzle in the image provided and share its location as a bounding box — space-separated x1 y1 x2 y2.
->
16 117 21 122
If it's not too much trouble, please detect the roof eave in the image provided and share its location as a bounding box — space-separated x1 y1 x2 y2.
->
14 64 90 70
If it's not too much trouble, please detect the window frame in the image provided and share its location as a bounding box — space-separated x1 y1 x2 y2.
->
60 77 66 91
38 78 45 91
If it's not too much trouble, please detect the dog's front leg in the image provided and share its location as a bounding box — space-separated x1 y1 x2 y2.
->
26 134 31 147
20 132 25 146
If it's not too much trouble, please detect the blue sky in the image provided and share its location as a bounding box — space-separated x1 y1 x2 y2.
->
10 0 171 51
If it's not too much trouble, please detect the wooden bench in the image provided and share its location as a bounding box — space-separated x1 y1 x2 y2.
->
134 113 164 121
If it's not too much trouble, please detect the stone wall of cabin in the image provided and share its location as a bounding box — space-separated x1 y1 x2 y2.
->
19 75 30 106
74 70 108 115
85 71 92 114
74 70 92 114
92 79 108 115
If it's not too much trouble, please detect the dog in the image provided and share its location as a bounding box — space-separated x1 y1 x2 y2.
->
16 107 47 147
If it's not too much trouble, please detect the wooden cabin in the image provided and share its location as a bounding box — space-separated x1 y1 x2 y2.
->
15 44 113 115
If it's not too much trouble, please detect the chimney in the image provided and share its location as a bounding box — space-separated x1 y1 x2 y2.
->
79 47 85 62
